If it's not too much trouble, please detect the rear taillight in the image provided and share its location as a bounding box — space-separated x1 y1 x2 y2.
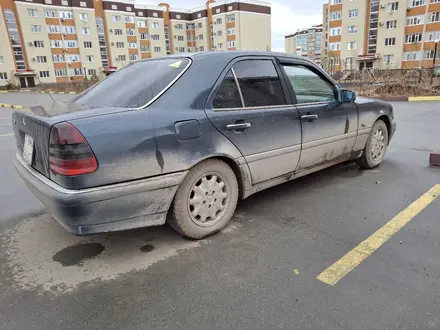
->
49 122 98 176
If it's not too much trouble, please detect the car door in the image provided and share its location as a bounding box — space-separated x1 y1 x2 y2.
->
278 60 358 171
205 57 302 184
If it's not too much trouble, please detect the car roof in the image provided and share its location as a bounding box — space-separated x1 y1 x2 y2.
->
145 51 315 64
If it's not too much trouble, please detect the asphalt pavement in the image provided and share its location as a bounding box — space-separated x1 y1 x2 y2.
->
0 93 440 330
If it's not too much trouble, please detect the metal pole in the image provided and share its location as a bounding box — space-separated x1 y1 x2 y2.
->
431 41 438 86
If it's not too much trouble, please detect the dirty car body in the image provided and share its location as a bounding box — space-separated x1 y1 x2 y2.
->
13 52 396 237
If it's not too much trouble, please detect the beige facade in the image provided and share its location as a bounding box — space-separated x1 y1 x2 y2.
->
323 0 440 71
0 0 271 88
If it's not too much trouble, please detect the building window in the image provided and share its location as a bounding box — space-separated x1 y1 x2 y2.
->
130 54 138 61
65 40 78 47
175 23 184 29
227 40 235 48
50 40 62 48
426 31 440 41
44 9 57 18
227 28 235 35
348 9 358 18
84 41 92 48
79 13 88 21
348 25 357 33
409 0 426 7
39 71 50 78
425 49 440 59
330 11 341 20
28 8 39 17
154 46 161 52
405 33 423 43
117 55 126 62
47 25 61 34
152 22 159 28
153 12 158 17
384 54 394 64
140 45 150 52
329 42 340 50
36 56 47 63
347 41 356 50
330 27 341 36
128 42 137 48
227 14 235 22
403 51 421 61
151 34 160 40
177 36 184 41
60 10 73 19
31 25 41 33
113 15 121 22
217 31 222 36
386 20 397 29
199 46 204 51
126 28 135 35
216 18 222 24
0 56 3 64
87 69 97 77
429 12 440 23
70 68 83 76
125 15 134 23
385 37 396 46
407 15 423 26
80 2 86 7
140 33 148 40
52 54 65 62
55 68 67 77
67 54 80 62
137 20 146 27
86 55 94 63
116 42 124 48
81 27 91 35
331 0 342 3
388 2 399 11
61 25 76 34
127 7 132 12
217 43 223 49
34 41 44 48
61 0 68 6
0 72 7 80
177 47 184 52
114 29 123 35
111 4 117 9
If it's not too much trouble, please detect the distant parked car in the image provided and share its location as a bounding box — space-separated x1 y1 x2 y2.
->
13 51 396 239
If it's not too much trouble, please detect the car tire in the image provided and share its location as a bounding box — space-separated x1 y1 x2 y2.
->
169 159 239 239
356 119 389 169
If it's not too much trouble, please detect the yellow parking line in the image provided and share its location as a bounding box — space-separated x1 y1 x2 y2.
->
408 96 440 102
1 104 12 108
317 184 440 286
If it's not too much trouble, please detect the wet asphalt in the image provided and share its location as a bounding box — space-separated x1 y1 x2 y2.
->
0 93 440 330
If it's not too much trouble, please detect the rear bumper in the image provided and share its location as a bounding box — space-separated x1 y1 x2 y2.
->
14 154 187 235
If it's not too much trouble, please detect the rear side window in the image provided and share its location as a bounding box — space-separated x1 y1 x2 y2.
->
72 58 190 108
282 65 336 104
213 70 243 109
234 60 286 107
213 59 286 109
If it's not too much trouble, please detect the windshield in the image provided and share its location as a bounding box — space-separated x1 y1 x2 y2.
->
72 58 191 108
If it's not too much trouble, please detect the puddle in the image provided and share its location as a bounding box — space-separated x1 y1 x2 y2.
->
53 243 105 266
140 244 155 253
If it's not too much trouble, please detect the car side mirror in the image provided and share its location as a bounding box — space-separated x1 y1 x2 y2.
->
341 89 356 103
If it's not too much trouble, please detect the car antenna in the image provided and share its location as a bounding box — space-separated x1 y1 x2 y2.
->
29 66 56 104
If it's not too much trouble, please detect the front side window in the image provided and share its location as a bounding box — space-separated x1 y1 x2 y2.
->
72 58 191 108
282 65 336 104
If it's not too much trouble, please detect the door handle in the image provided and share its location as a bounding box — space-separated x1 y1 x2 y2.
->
226 122 252 130
301 114 319 121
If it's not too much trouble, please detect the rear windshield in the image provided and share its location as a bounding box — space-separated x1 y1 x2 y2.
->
72 58 190 108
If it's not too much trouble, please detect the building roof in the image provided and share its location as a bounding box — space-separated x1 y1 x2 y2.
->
285 24 323 39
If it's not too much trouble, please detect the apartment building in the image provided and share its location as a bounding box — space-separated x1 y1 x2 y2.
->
285 25 323 64
323 0 440 72
0 0 271 87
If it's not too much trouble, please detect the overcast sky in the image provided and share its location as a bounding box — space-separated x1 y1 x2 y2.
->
140 0 327 51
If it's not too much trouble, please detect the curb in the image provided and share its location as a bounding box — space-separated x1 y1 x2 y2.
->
0 103 23 109
0 90 32 93
408 96 440 102
38 91 77 94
